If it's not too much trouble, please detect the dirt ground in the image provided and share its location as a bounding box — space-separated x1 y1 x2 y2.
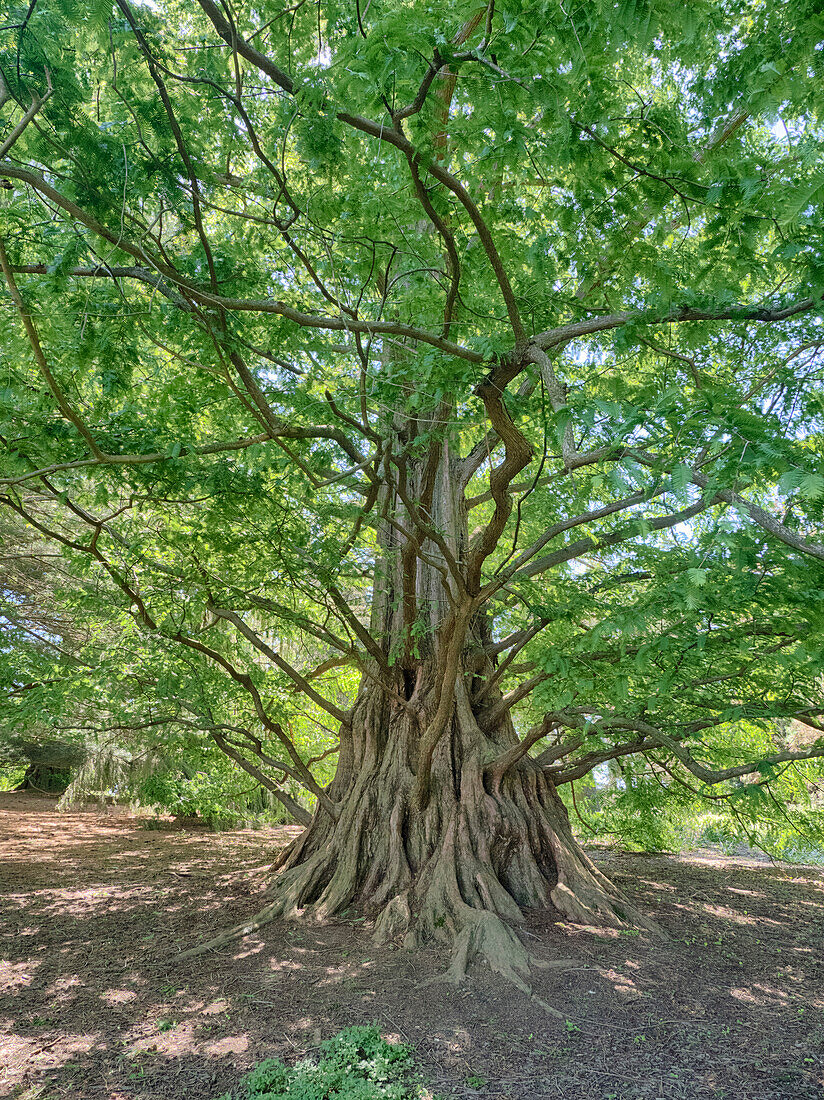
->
1 792 823 1100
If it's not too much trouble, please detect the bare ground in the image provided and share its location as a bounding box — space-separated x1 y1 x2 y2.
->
1 791 823 1100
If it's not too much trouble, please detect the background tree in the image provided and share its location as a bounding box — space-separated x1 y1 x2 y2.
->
1 0 824 987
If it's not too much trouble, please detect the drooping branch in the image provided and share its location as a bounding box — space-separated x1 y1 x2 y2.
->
459 104 755 467
465 445 632 506
210 585 357 660
206 728 313 826
0 493 339 817
550 711 824 787
118 706 317 825
0 165 485 362
0 239 104 459
206 604 349 724
0 65 53 159
470 296 824 406
149 632 340 818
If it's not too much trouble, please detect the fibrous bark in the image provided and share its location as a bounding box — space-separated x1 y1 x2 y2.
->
179 448 654 985
181 667 653 986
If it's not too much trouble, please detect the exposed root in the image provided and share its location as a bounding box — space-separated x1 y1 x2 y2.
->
373 892 411 943
173 889 588 1021
171 676 665 978
443 910 528 987
175 901 281 961
429 910 563 1018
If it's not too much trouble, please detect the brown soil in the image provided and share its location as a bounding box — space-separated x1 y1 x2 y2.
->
1 791 822 1100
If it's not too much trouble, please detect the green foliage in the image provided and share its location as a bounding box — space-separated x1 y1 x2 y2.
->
0 764 26 792
1 0 824 862
567 739 824 862
140 772 239 826
138 767 294 828
215 1026 425 1100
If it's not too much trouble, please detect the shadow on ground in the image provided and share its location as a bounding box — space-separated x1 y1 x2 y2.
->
1 791 822 1100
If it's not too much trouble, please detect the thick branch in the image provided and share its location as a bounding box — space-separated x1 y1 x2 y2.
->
485 714 561 785
466 361 534 590
206 604 349 723
511 495 720 581
0 167 484 362
0 69 53 159
549 710 824 786
0 432 273 487
208 730 313 825
195 0 526 343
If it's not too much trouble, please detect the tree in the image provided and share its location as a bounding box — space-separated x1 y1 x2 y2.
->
1 0 824 986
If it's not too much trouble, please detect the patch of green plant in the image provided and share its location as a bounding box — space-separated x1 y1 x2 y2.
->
20 1014 58 1028
140 772 255 829
0 764 27 792
564 748 824 864
214 1025 427 1099
136 755 309 830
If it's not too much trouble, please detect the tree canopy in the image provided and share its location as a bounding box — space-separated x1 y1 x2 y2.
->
2 0 824 974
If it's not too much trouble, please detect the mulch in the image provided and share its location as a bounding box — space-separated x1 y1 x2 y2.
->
1 790 822 1100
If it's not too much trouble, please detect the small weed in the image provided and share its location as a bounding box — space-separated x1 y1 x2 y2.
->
564 1020 581 1033
213 1024 427 1098
157 1019 178 1032
465 1075 486 1090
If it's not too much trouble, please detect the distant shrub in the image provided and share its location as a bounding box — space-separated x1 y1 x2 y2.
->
136 765 307 829
215 1025 427 1099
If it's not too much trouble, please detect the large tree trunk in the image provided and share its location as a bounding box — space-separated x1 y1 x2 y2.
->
265 671 648 986
180 444 652 981
206 444 653 984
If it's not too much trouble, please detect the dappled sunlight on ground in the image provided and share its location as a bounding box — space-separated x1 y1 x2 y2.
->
1 792 823 1099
